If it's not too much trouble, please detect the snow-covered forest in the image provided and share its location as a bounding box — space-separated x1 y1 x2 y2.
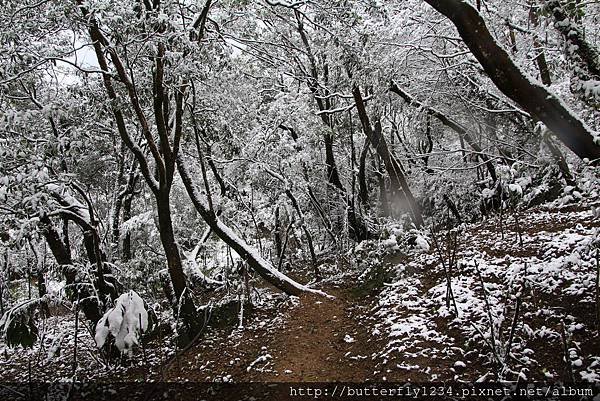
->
1 0 600 398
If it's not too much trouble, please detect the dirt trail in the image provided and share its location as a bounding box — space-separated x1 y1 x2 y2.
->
159 204 598 384
156 252 452 383
157 281 380 382
258 289 377 381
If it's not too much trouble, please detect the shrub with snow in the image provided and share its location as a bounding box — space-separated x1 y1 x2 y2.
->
94 290 149 354
0 297 48 348
415 235 430 252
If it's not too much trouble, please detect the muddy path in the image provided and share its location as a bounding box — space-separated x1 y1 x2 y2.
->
154 279 381 382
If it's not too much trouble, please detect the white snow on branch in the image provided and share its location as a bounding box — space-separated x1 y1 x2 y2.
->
45 183 91 223
183 233 224 287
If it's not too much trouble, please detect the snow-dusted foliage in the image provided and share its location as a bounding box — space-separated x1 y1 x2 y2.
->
94 291 148 354
0 296 49 348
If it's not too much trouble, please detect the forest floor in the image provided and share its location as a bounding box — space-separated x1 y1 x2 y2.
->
2 200 600 388
120 199 600 384
158 283 379 382
151 258 467 383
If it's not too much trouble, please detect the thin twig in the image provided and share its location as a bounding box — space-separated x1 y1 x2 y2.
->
430 225 459 316
505 293 522 364
474 260 501 366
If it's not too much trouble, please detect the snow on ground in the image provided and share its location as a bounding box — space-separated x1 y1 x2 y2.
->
362 201 600 381
2 197 599 384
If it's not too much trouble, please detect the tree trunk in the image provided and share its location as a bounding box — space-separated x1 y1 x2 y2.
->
324 133 344 192
177 156 329 297
374 154 391 217
285 189 320 279
121 191 134 262
156 191 185 298
507 21 518 54
156 190 200 337
82 230 105 266
528 4 575 184
358 140 370 208
353 85 424 227
112 159 138 260
323 133 371 241
422 114 435 173
528 5 553 87
423 0 600 163
273 206 283 264
534 40 552 87
36 271 47 300
110 147 126 259
0 253 7 316
47 186 118 306
206 146 228 197
543 135 575 184
62 218 71 261
38 214 102 326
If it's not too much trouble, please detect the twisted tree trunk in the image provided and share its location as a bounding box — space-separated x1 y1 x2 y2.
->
177 155 330 297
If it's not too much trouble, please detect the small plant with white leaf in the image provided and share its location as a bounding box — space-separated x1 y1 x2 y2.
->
94 290 149 355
